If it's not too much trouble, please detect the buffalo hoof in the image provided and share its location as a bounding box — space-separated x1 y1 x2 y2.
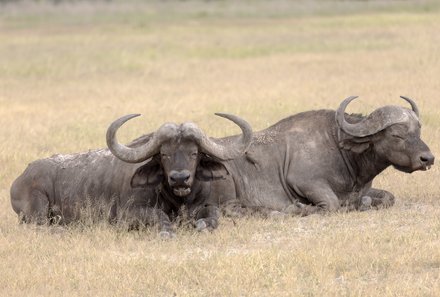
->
159 230 176 239
195 219 209 232
268 210 286 220
372 195 395 209
359 196 372 211
284 204 303 216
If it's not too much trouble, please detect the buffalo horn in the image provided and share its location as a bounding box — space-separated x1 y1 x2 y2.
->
106 114 178 163
181 113 253 161
335 96 373 137
400 96 420 117
336 96 420 138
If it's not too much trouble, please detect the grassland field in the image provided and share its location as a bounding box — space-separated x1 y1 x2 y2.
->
1 1 440 296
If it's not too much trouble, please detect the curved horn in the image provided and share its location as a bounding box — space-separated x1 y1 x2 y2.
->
400 96 420 117
182 113 253 161
336 96 394 138
106 114 177 163
335 96 372 137
336 96 416 138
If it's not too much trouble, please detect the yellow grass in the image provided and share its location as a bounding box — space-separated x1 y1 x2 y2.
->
1 1 440 296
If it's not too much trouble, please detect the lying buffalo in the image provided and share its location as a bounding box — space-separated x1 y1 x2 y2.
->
223 96 434 215
10 113 252 236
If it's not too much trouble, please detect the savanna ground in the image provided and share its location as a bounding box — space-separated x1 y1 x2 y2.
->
1 0 440 296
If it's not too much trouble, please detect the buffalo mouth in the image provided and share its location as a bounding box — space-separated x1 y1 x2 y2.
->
393 163 432 173
412 159 433 172
418 163 432 171
172 186 191 197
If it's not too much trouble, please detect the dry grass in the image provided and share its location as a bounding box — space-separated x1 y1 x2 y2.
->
1 1 440 296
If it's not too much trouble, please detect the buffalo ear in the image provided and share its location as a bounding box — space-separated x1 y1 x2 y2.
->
130 157 163 188
339 135 373 154
196 154 229 181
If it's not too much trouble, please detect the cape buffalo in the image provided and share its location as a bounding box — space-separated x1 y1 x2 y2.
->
10 113 252 236
222 96 434 215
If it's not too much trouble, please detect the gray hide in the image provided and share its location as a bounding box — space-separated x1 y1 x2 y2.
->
10 113 252 236
219 96 434 215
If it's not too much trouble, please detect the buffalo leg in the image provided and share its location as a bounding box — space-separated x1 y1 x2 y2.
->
294 183 340 216
194 205 220 232
11 187 50 225
358 188 395 211
122 205 174 238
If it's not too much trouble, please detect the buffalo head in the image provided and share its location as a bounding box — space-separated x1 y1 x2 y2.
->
106 113 252 196
336 96 434 173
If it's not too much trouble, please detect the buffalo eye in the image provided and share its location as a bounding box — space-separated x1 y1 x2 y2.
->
161 153 170 159
391 134 405 140
190 152 198 159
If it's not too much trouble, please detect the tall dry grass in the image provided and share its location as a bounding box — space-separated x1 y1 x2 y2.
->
1 1 440 296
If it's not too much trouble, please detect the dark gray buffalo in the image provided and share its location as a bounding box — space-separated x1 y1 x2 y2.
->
10 113 252 235
222 96 434 215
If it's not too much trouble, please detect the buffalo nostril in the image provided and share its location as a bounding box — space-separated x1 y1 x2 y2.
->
420 153 435 165
169 171 191 184
179 173 190 183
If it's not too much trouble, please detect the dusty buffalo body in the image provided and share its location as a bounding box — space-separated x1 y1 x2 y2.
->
222 96 434 215
10 113 252 235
